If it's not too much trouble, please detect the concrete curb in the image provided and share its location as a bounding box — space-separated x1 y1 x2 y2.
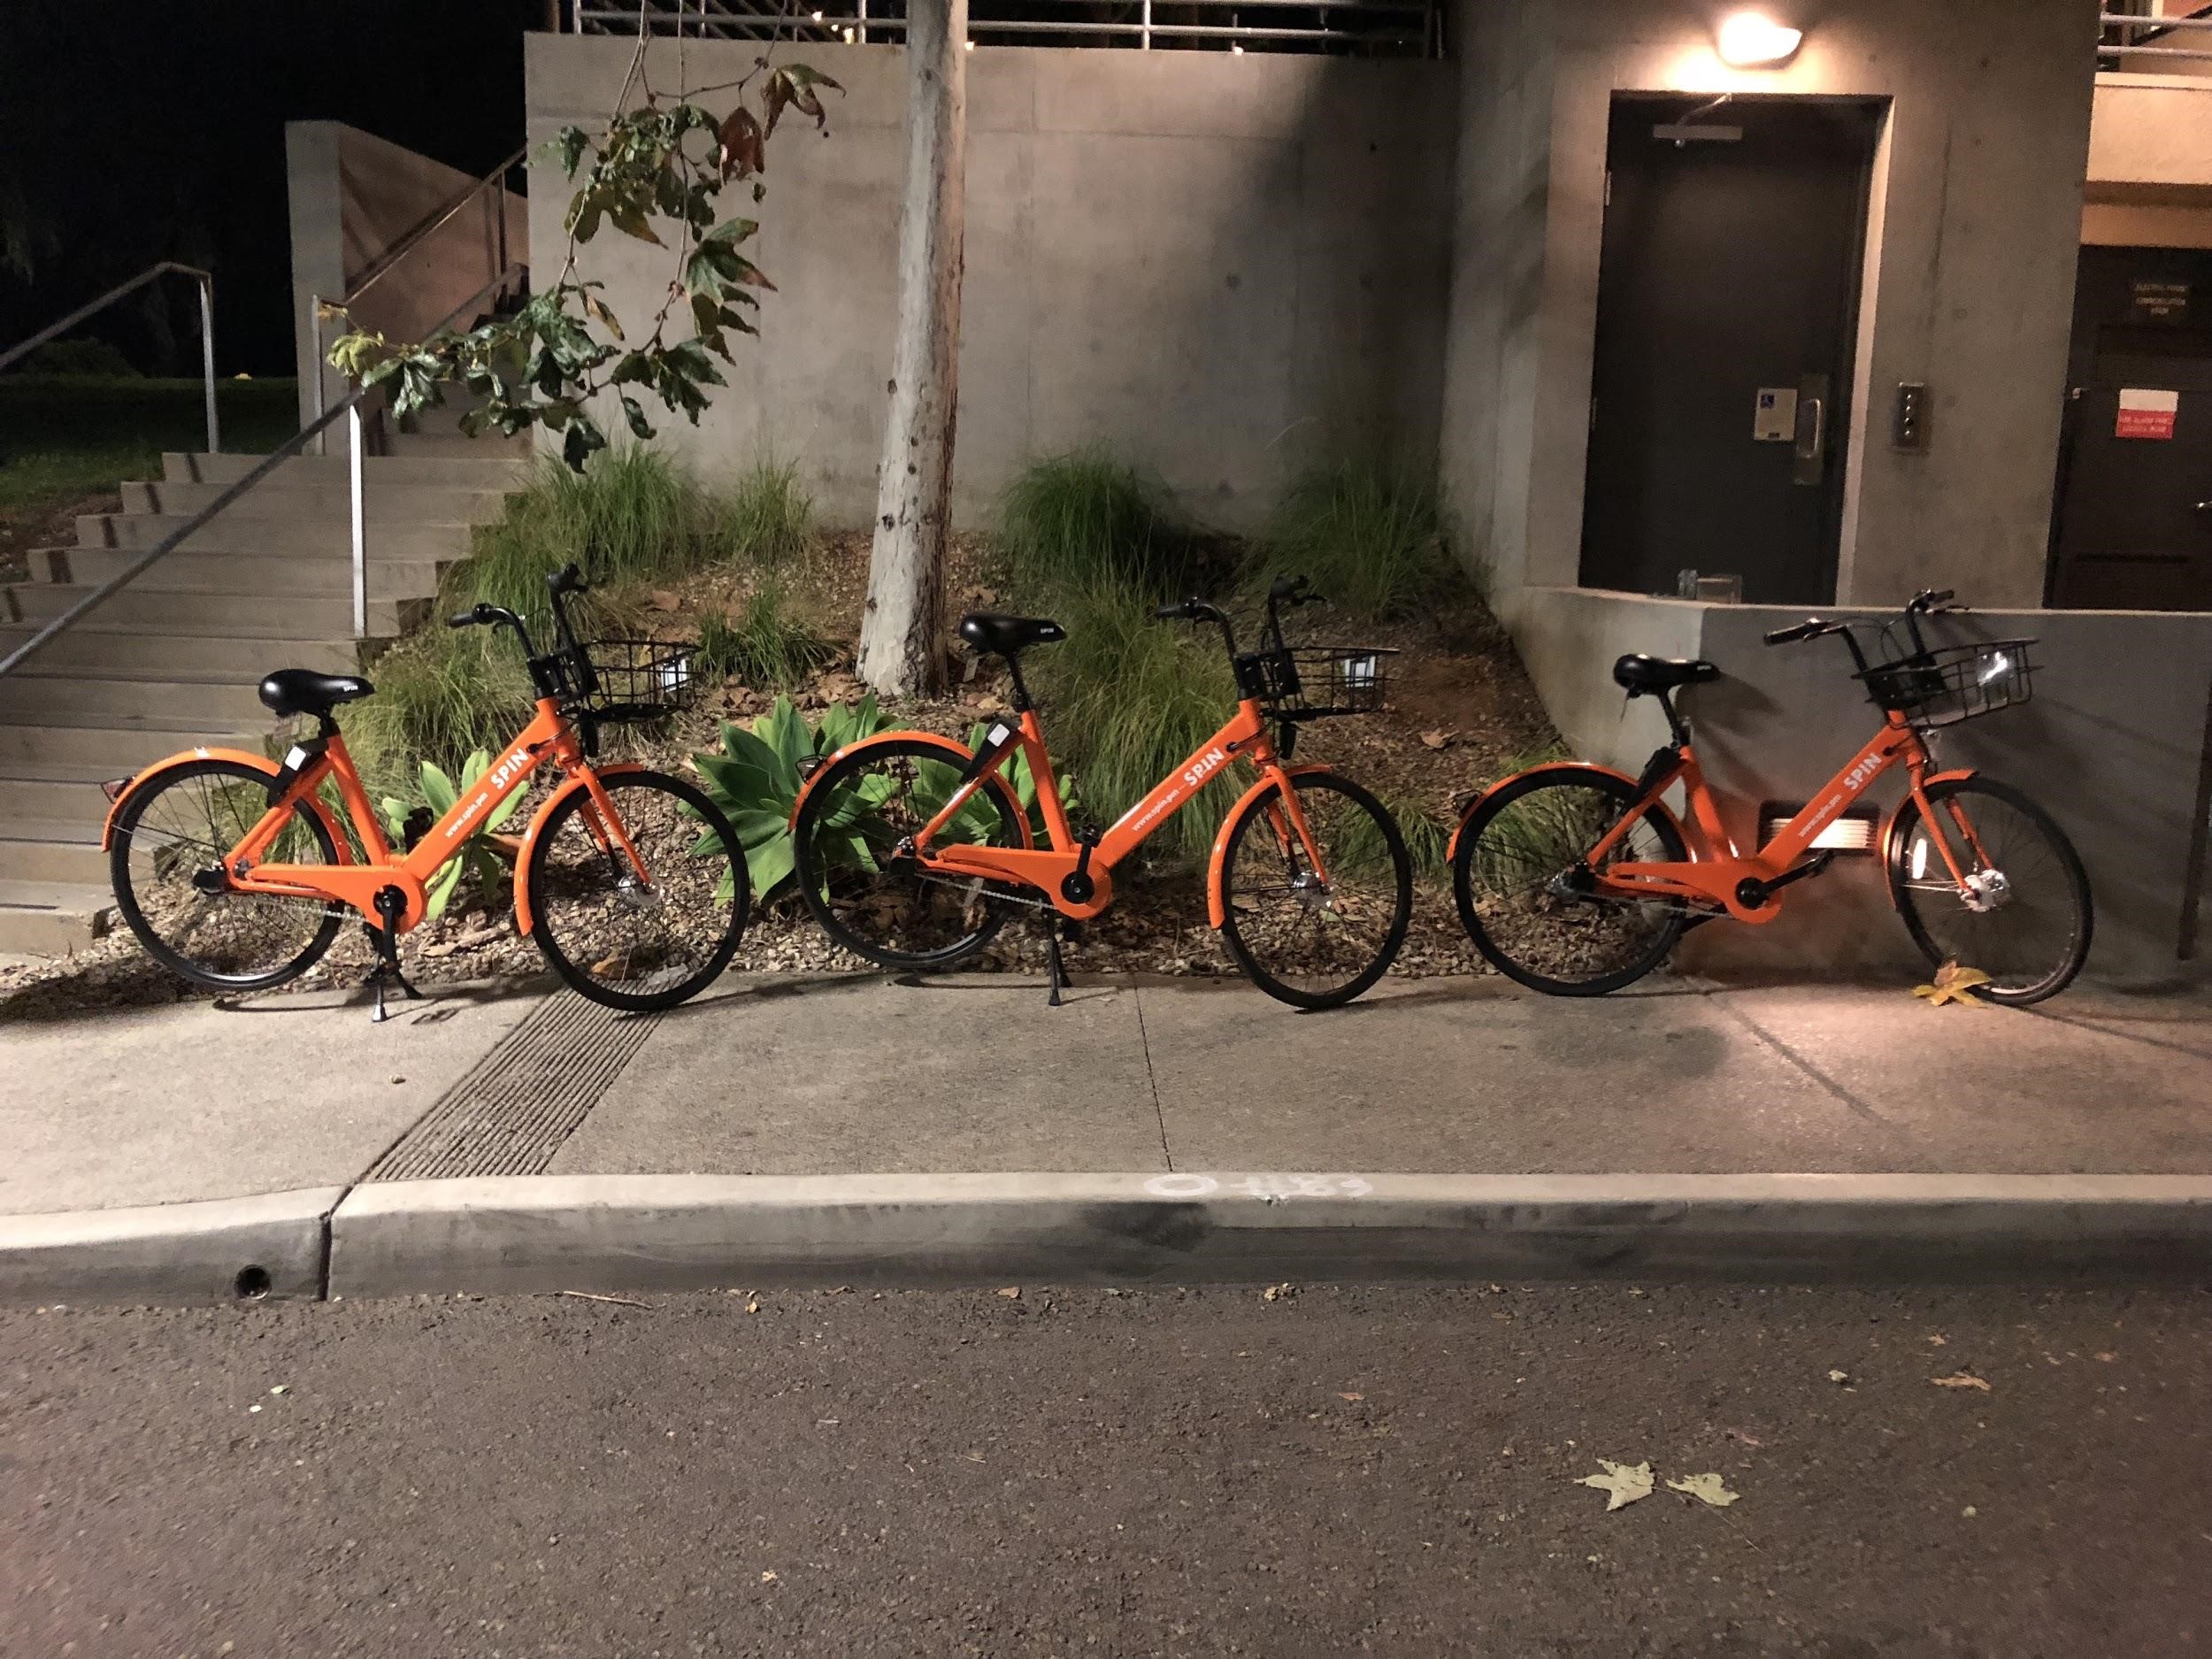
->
324 1172 2212 1300
0 1187 341 1306
11 1174 2210 1306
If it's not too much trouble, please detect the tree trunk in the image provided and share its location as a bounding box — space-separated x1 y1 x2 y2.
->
856 0 968 698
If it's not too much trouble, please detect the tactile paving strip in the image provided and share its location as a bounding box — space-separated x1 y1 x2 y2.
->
364 992 657 1181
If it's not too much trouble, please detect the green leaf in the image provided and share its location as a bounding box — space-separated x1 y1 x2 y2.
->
421 763 458 816
745 833 796 900
710 726 788 797
726 809 790 851
760 696 808 787
620 394 655 442
425 855 465 920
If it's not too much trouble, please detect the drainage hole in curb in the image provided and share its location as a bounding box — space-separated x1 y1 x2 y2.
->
234 1265 273 1301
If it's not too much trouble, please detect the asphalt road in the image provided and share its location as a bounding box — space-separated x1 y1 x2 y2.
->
4 1283 2208 1658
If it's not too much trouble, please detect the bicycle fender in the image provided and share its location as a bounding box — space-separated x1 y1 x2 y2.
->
100 747 354 859
511 763 649 937
1205 764 1333 929
1878 766 1978 909
1443 761 1678 865
786 730 1034 847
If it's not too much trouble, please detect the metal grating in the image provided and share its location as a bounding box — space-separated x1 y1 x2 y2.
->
365 992 658 1181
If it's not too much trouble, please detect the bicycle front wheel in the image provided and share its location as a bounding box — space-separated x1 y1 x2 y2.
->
109 757 345 991
524 769 749 1011
1887 776 2091 1004
1216 771 1411 1009
1451 766 1689 995
792 737 1026 969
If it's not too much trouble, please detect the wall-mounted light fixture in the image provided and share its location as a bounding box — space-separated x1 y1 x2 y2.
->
1761 802 1878 853
1716 12 1804 67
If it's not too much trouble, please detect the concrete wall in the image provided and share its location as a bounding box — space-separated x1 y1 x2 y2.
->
525 35 1454 529
287 122 527 432
1440 0 2099 613
1523 585 2212 986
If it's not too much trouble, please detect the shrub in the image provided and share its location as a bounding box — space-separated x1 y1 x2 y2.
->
717 458 815 567
693 694 895 902
695 579 835 689
995 448 1194 603
1253 458 1455 622
1029 573 1240 862
378 750 528 918
462 445 725 622
346 626 535 795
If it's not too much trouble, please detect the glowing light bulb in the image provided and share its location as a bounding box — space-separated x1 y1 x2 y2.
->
1715 12 1802 66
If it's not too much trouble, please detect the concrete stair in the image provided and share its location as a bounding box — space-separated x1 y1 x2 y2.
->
0 430 531 956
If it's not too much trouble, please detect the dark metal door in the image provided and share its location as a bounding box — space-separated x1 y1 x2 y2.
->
2048 246 2212 612
1578 96 1883 606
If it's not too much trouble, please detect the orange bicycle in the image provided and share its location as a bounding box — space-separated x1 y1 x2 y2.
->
788 577 1413 1008
1449 589 2093 1002
104 566 750 1018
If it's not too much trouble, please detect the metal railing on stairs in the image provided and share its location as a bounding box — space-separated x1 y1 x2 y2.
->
0 261 221 454
0 261 526 683
310 144 529 439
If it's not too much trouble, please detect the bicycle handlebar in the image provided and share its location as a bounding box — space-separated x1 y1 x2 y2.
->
1762 618 1831 647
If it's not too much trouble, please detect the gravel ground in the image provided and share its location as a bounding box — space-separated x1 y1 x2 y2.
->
4 1283 2208 1657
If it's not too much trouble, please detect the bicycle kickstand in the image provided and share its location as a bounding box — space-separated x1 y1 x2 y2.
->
1044 915 1068 1009
364 887 425 1025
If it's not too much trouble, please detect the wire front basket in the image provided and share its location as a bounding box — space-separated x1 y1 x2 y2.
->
1857 639 2034 728
1241 645 1397 718
564 638 699 724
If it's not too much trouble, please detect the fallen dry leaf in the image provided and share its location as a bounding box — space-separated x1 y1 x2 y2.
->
1338 1392 1364 1402
1263 1282 1297 1302
745 1299 760 1314
1419 728 1453 751
1932 1371 1993 1393
1827 1369 1852 1385
995 1286 1021 1300
1721 1427 1764 1448
1914 960 1992 1007
1666 1472 1740 1508
1927 1333 1947 1346
1577 1460 1655 1512
649 589 680 612
759 1570 778 1584
2095 1351 2117 1363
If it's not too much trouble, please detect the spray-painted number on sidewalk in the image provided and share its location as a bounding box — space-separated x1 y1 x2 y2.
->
1143 1173 1375 1200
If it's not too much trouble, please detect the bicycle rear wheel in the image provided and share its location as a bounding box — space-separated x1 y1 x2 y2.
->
792 737 1027 969
525 769 749 1011
1451 766 1688 995
1887 776 2091 1004
109 757 345 991
1216 770 1411 1009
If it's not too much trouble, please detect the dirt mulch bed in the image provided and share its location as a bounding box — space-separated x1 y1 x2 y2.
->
0 532 1552 1021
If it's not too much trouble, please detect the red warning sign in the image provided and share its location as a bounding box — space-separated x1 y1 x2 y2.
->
2116 388 2178 440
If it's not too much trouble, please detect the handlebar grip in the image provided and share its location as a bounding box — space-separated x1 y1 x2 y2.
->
548 564 588 597
1153 597 1196 622
1763 618 1827 646
447 611 479 630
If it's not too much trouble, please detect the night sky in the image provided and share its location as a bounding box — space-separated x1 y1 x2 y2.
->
0 0 543 376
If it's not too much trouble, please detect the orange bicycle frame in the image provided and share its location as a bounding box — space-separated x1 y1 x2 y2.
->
211 699 646 934
1593 714 1984 925
895 699 1329 921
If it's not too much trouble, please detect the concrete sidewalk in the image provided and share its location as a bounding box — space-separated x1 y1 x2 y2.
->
4 971 2209 1301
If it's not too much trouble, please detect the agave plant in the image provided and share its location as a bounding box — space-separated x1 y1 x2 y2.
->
379 750 529 919
690 696 1080 904
692 693 895 902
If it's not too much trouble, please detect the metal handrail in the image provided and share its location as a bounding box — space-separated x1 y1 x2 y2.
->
311 146 528 431
0 261 219 454
0 261 526 683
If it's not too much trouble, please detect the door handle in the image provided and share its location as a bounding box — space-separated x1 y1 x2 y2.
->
1793 396 1826 463
1791 372 1831 487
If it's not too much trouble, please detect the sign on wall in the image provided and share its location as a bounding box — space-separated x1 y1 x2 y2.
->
2116 388 2179 441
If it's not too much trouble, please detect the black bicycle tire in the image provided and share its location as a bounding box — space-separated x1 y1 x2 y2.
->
524 769 751 1012
1450 765 1690 996
108 757 344 992
792 737 1025 970
1886 775 2092 1005
1216 769 1412 1010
